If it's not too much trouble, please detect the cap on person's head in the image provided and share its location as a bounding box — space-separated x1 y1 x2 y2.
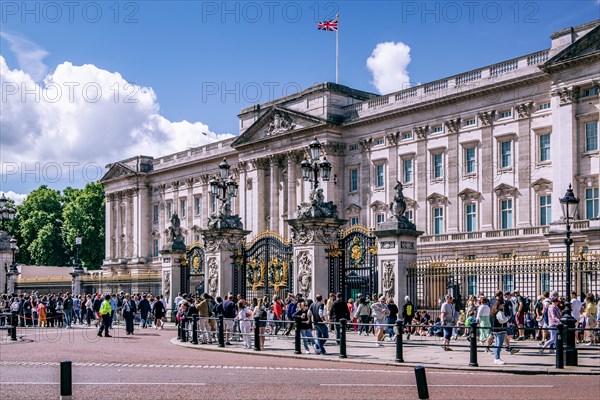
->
504 291 511 296
405 295 410 302
336 293 342 298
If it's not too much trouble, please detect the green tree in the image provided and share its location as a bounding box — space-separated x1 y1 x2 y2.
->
17 186 67 266
62 182 105 270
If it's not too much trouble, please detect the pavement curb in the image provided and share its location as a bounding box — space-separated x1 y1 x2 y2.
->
169 337 600 376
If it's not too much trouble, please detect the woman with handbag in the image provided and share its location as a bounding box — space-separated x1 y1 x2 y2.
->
490 297 510 365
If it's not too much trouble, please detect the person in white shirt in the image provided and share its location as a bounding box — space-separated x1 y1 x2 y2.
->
476 297 491 343
570 291 582 323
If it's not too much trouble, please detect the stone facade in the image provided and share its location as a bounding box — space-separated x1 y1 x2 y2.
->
101 21 600 273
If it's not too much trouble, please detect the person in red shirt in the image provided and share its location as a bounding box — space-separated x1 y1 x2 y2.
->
272 295 284 335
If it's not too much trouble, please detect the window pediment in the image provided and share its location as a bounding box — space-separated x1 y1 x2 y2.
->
494 183 518 197
370 200 388 212
531 178 553 192
458 188 482 201
346 203 362 214
426 192 448 205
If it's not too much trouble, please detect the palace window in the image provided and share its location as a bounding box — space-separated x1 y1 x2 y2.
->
153 239 159 257
539 195 552 226
402 131 413 140
432 153 443 180
350 217 359 226
465 203 477 232
432 125 443 134
539 133 551 162
350 168 359 192
433 207 444 234
375 164 385 188
585 121 598 152
167 202 173 219
500 141 512 169
210 194 217 214
541 273 550 293
376 214 385 224
376 138 385 146
502 274 514 292
180 199 187 218
194 234 201 242
467 276 477 297
500 199 513 229
499 109 512 119
538 102 551 110
464 147 476 175
404 210 413 223
153 205 159 223
349 144 359 151
586 188 599 220
195 197 201 215
582 86 599 97
465 118 476 127
403 158 413 184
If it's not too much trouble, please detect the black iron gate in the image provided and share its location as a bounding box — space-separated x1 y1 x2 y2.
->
328 225 378 301
181 245 205 296
234 231 293 302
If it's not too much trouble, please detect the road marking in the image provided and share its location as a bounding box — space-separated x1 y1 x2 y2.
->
0 382 206 386
321 384 555 388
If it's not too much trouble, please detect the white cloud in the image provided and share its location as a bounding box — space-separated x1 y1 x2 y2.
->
1 191 27 205
366 41 412 94
0 32 49 82
0 54 234 188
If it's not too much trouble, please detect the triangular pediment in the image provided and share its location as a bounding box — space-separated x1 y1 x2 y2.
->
531 178 553 192
345 203 362 214
458 188 481 201
426 192 448 205
494 183 518 197
100 162 137 182
232 106 331 147
369 200 387 212
542 23 600 71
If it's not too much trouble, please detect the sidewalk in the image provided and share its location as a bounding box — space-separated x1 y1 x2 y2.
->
171 330 600 375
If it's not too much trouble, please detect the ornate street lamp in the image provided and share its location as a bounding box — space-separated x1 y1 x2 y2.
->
207 159 242 229
9 238 18 273
559 183 580 366
74 232 84 272
300 138 332 191
0 193 16 231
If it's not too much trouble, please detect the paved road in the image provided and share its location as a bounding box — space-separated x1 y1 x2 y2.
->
1 325 598 399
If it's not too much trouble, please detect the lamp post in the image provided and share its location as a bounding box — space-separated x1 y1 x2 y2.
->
300 138 332 191
9 238 18 273
0 193 16 231
209 159 239 217
559 183 579 366
74 232 84 272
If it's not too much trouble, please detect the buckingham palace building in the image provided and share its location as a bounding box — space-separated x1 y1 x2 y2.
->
99 20 599 300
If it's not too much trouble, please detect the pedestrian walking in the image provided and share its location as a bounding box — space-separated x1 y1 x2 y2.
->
490 297 510 365
371 296 390 347
440 294 455 351
122 294 137 335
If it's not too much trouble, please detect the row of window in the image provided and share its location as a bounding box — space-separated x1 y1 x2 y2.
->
152 195 220 223
348 121 597 189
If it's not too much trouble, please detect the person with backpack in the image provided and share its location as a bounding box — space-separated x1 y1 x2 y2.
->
514 290 527 340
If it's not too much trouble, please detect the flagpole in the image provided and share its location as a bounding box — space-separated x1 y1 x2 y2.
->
335 14 339 84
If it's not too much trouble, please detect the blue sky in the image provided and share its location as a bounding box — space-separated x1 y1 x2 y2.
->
1 1 598 199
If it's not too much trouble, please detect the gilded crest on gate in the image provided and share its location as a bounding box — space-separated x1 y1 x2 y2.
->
247 258 265 290
268 257 288 292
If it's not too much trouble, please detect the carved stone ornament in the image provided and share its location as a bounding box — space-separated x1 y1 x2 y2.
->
388 180 416 230
413 125 429 140
163 213 186 252
290 226 315 245
204 235 243 252
246 177 253 190
290 224 339 245
266 112 295 136
296 251 312 299
515 102 534 118
359 138 373 152
207 257 219 298
382 260 395 299
163 271 170 300
444 118 461 134
551 86 579 105
386 131 400 145
380 241 396 249
478 110 496 126
458 188 481 201
323 142 346 156
494 183 518 198
426 193 448 206
296 188 339 219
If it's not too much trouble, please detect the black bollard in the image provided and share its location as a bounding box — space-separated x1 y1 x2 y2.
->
10 314 17 341
177 318 182 341
555 324 564 369
294 316 302 354
60 360 72 400
191 314 198 345
564 318 577 366
469 322 478 367
414 365 429 400
396 320 404 362
339 318 347 359
254 316 261 351
218 315 225 348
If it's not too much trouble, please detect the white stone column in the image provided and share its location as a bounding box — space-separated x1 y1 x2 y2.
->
105 193 113 260
286 152 298 236
115 193 123 259
160 250 184 321
137 185 150 262
269 155 280 232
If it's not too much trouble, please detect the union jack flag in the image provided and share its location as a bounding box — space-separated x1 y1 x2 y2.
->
317 16 338 32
